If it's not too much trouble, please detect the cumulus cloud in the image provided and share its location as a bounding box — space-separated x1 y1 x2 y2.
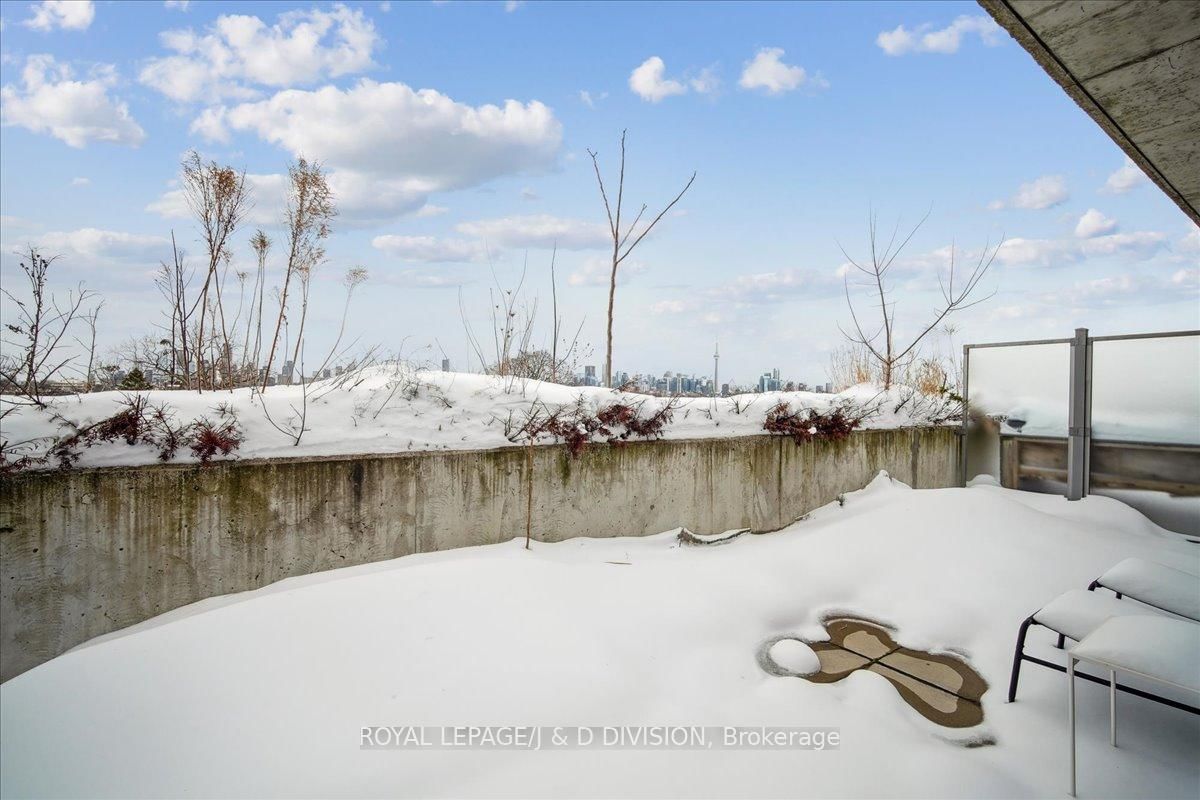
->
0 55 145 148
738 48 812 95
23 227 169 265
1074 209 1117 238
147 173 285 227
455 215 607 250
629 56 687 102
1101 157 1149 194
989 174 1069 210
876 14 1003 56
371 235 489 263
185 79 561 224
568 256 648 287
24 0 93 31
199 80 561 188
139 4 379 103
995 231 1166 267
148 169 432 227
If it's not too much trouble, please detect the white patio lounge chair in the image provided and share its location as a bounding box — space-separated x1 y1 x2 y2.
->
1067 614 1200 796
1086 557 1200 622
1008 589 1180 705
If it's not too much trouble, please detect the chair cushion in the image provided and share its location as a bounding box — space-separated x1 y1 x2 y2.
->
1070 615 1200 693
1098 558 1200 621
1034 589 1159 642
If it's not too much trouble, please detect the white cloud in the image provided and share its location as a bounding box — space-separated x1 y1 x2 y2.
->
995 230 1166 267
650 299 689 314
163 0 189 10
0 55 145 148
1077 231 1167 259
456 215 607 250
1101 157 1149 194
24 1 93 31
70 176 90 187
371 235 489 263
415 204 448 218
738 48 809 95
877 15 1002 56
568 256 647 287
148 169 432 228
25 227 169 265
714 268 841 303
378 1 391 11
1074 209 1117 238
201 81 561 190
505 1 525 11
1040 271 1197 309
139 4 380 103
629 56 687 102
689 66 720 96
184 79 561 225
578 89 608 108
1178 227 1200 254
991 174 1069 210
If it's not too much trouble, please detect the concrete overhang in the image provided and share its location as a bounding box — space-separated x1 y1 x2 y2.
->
979 0 1200 226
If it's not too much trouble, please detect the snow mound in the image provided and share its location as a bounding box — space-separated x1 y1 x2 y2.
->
766 638 820 675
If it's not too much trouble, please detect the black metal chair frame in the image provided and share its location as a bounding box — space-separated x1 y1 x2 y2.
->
1007 587 1200 715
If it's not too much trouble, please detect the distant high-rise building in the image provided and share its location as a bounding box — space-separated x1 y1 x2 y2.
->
442 358 450 372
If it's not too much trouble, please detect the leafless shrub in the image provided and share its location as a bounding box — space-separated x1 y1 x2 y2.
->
262 157 335 390
1 247 100 406
181 150 250 391
763 402 863 445
510 396 680 458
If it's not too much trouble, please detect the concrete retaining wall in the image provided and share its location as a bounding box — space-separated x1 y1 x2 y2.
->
0 427 959 681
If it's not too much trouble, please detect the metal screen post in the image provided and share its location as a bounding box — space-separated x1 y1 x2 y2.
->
1066 328 1091 500
960 344 970 487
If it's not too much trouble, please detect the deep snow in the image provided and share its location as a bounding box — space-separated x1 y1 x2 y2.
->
2 476 1197 798
1 366 949 470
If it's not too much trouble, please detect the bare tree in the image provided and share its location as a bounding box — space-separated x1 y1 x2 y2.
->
74 300 104 392
838 211 1000 389
244 230 270 377
587 130 695 387
154 232 194 387
262 157 335 390
549 243 561 383
181 150 250 391
0 248 98 405
311 266 368 379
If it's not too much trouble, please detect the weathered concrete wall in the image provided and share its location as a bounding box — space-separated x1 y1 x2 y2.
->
0 427 959 681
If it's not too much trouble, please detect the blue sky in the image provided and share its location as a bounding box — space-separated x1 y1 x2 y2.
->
1 0 1197 386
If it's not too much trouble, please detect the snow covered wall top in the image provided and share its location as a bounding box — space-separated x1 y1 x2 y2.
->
1 366 955 471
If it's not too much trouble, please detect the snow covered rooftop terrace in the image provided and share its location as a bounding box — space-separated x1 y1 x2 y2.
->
2 475 1197 798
